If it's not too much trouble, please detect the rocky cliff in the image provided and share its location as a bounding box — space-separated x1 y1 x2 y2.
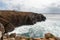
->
0 10 46 33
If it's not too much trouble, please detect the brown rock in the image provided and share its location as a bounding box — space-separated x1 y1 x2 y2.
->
8 38 15 40
33 13 46 22
45 33 56 39
3 34 8 40
15 36 20 40
0 10 46 33
0 18 15 33
3 38 8 40
15 36 26 40
9 33 16 38
3 33 9 39
41 38 48 40
55 37 60 40
33 38 41 40
20 36 26 40
26 38 33 40
49 38 56 40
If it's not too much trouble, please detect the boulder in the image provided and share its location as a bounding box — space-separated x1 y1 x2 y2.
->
45 33 55 39
44 33 60 40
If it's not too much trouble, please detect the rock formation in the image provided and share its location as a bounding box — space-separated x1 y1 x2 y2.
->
0 10 46 33
0 10 46 40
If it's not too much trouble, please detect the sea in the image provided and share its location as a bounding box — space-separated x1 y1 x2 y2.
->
8 13 60 38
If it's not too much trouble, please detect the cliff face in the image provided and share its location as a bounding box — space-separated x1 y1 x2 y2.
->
0 10 46 33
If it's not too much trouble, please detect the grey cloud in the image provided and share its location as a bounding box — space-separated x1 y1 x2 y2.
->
0 0 60 13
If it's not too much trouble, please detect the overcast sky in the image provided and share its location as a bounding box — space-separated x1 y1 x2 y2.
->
0 0 60 13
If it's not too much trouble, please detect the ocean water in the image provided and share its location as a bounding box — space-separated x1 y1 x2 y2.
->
8 13 60 38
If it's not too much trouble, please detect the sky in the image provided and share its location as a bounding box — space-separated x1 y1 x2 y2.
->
0 0 60 13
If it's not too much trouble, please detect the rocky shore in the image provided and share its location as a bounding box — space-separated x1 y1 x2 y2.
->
0 18 60 40
2 33 60 40
0 10 46 40
0 10 59 40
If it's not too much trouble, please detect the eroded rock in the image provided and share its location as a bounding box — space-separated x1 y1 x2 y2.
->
0 10 46 33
